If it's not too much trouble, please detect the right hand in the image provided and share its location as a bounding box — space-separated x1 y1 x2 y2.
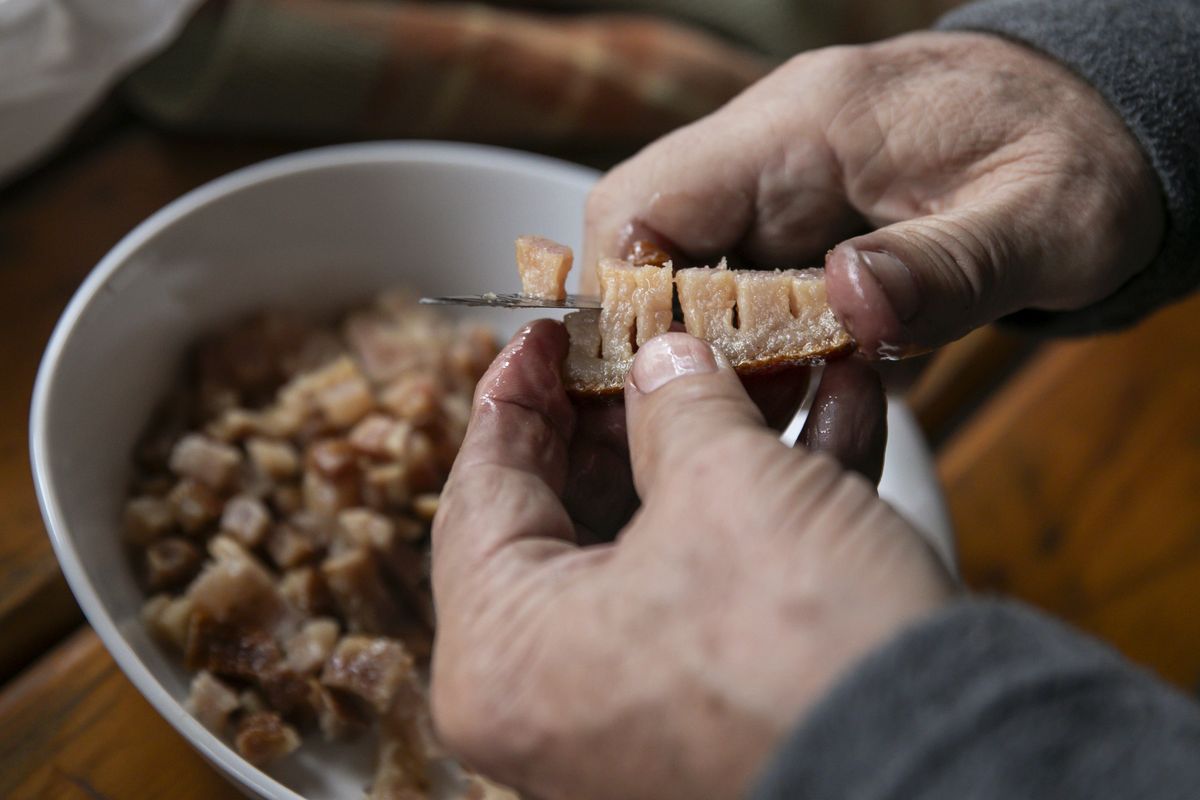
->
431 323 956 800
584 31 1164 358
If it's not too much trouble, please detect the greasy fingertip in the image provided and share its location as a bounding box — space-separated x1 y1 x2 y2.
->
474 319 573 438
825 243 911 361
798 359 887 485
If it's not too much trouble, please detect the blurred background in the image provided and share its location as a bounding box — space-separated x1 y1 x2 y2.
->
2 1 1198 797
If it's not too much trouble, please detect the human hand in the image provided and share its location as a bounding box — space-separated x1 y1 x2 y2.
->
430 321 955 800
584 31 1164 357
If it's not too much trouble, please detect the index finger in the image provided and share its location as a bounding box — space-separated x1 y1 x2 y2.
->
432 321 578 584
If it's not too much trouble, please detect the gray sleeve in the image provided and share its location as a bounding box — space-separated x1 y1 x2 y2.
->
935 0 1200 335
752 601 1200 800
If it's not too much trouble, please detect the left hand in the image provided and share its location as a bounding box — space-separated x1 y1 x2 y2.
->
429 321 954 800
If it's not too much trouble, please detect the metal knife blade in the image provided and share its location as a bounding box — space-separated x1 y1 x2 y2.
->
419 293 601 310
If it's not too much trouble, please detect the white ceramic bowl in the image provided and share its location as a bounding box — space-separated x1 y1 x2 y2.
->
30 142 954 800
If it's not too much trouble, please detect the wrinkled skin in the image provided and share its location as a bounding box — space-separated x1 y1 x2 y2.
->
584 32 1162 358
430 31 1161 800
431 322 954 800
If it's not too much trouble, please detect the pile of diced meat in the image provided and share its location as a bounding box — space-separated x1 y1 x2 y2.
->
125 292 515 799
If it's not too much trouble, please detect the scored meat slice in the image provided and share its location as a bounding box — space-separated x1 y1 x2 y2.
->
597 258 673 361
678 267 852 369
535 234 853 394
515 235 573 300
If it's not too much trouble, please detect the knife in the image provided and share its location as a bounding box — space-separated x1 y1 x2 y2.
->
419 293 601 310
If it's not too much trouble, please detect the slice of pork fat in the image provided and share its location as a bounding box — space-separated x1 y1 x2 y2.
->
675 265 851 369
530 233 854 394
516 235 574 301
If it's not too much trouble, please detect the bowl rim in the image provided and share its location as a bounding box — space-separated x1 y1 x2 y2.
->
28 140 602 800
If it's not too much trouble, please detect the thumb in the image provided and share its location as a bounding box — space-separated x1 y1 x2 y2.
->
825 204 1032 359
624 333 774 499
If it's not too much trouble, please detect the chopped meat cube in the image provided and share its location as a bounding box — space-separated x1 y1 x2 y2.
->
260 666 317 724
266 523 321 570
169 433 242 490
239 688 268 715
294 357 375 428
279 567 336 617
320 547 402 635
370 673 438 799
404 432 442 494
142 593 194 651
167 478 224 534
288 511 337 548
303 469 359 516
187 537 298 634
205 408 264 443
284 617 340 674
344 313 434 384
515 235 573 301
258 402 306 439
376 538 436 630
379 374 441 428
320 636 415 714
321 548 415 642
235 711 301 766
312 680 371 740
360 463 410 511
145 537 203 591
307 438 359 477
185 613 281 681
246 437 300 480
220 494 272 548
270 484 304 516
379 420 416 462
187 671 240 734
124 495 175 545
410 494 439 522
349 414 399 458
336 508 395 551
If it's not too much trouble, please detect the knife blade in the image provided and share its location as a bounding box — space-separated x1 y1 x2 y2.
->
419 293 601 310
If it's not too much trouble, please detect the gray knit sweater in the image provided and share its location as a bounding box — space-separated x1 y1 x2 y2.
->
753 2 1200 797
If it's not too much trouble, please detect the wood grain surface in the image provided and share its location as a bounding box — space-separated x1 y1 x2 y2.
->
942 291 1200 691
0 628 241 800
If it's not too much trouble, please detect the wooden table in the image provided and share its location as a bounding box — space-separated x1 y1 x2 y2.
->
2 127 1197 799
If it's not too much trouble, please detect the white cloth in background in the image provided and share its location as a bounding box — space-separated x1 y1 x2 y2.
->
0 0 198 183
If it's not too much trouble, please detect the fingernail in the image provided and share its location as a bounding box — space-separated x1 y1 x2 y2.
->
631 334 719 393
859 250 919 322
